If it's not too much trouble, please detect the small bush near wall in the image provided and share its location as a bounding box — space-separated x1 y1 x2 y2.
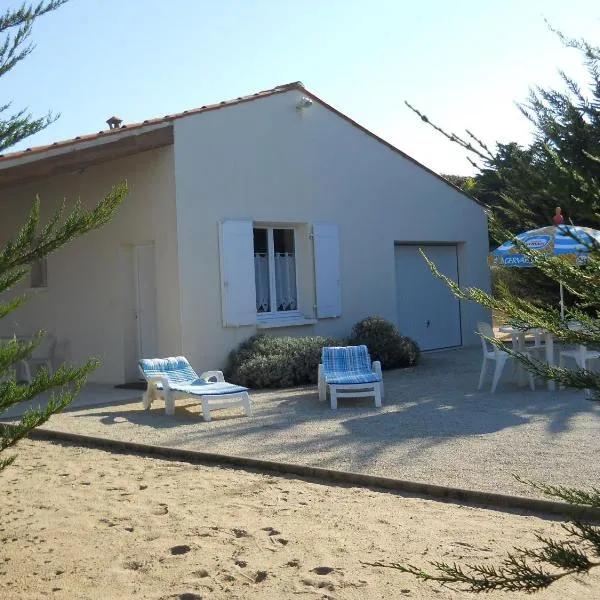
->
226 334 341 389
348 316 420 369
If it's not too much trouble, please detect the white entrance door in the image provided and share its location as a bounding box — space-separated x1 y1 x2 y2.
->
134 243 158 363
395 244 462 351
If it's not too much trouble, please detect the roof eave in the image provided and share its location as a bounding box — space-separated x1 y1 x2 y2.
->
0 124 173 190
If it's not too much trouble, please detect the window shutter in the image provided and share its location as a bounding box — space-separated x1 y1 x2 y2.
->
218 220 257 326
313 222 341 318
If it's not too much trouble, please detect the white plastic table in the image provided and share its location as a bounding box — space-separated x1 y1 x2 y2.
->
498 326 555 391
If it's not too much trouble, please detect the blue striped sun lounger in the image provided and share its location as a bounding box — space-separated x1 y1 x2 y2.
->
318 345 384 409
139 356 253 421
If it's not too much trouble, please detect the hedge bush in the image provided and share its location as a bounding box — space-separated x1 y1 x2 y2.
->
226 317 419 389
226 334 341 389
348 316 420 369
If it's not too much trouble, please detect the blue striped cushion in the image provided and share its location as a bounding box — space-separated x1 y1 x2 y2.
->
322 345 381 385
169 382 248 396
139 356 199 385
324 372 381 385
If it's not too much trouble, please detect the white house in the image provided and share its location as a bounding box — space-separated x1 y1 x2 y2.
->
0 82 490 384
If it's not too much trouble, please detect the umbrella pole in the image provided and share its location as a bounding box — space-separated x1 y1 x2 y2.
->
560 282 565 320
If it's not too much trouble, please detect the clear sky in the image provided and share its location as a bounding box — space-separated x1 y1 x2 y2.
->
4 0 599 174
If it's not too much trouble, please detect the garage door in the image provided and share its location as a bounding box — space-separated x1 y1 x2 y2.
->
394 244 462 351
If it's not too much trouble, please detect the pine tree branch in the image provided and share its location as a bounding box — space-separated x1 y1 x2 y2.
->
0 294 27 321
0 107 57 151
0 334 43 381
0 1 67 146
0 359 98 473
0 1 67 33
0 183 127 276
404 101 495 164
0 265 28 294
362 557 567 592
0 358 98 414
513 476 600 508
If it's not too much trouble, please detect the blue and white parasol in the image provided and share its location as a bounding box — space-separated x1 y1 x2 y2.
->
489 225 600 318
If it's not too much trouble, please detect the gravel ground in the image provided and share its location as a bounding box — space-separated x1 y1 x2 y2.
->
15 346 600 500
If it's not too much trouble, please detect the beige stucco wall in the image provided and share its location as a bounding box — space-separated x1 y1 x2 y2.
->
173 90 490 371
0 146 181 383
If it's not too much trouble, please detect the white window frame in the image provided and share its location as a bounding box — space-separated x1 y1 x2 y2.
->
254 225 301 324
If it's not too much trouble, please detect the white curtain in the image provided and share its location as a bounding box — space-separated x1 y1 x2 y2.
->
275 252 297 311
254 253 270 312
254 252 298 312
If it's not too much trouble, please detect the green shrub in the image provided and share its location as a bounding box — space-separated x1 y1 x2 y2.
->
226 334 342 389
348 316 420 369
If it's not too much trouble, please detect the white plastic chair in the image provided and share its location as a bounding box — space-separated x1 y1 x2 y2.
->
477 322 535 393
559 345 600 398
525 328 546 358
19 335 56 383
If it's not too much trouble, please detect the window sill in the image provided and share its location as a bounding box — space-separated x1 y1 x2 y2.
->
257 317 317 329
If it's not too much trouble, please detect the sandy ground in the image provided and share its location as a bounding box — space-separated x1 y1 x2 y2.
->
1 439 599 600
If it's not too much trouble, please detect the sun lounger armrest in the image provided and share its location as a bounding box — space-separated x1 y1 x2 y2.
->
199 370 225 383
372 361 382 379
147 375 171 391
